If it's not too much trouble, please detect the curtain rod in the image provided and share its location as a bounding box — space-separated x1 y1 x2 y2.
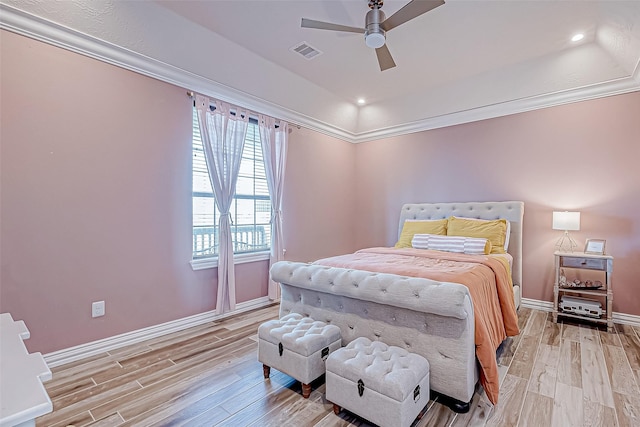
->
186 90 300 129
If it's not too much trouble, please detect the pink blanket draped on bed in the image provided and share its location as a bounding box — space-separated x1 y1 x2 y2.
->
314 247 519 405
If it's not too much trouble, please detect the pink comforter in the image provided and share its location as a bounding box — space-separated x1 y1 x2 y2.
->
314 247 519 405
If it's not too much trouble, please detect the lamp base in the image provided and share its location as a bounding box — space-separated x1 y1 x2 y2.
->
555 231 578 252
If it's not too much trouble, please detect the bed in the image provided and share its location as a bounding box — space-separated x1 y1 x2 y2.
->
270 201 524 411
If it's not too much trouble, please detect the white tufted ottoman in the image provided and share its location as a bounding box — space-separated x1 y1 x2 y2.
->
258 313 342 398
326 337 430 427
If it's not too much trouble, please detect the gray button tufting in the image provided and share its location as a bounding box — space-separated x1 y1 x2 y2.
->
325 337 429 404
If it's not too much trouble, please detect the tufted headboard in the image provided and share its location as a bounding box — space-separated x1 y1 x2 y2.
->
398 201 524 294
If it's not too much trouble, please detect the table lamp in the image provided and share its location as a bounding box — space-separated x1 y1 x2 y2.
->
553 211 580 252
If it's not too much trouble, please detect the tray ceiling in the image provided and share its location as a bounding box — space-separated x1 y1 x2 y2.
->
2 0 639 142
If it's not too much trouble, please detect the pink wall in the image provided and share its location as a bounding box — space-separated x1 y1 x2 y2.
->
354 92 640 316
2 30 638 356
0 31 357 353
283 127 357 262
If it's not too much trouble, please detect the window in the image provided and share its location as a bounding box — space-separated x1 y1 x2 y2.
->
192 107 271 259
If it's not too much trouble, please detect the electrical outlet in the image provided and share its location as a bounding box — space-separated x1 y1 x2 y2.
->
92 301 105 318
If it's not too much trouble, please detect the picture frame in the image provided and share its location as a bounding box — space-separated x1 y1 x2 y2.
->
584 238 606 255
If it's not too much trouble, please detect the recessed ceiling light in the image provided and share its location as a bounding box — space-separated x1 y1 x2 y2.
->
357 98 366 105
571 33 584 42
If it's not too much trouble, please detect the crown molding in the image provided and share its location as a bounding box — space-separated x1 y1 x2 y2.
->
0 4 355 142
2 3 639 145
352 70 640 143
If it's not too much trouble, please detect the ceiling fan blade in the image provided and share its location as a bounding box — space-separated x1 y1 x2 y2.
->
375 44 396 71
301 18 365 34
381 0 445 32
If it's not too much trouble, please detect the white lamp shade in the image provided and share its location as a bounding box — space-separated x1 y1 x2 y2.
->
552 211 580 231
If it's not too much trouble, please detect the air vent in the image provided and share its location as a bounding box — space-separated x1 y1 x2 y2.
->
290 42 323 60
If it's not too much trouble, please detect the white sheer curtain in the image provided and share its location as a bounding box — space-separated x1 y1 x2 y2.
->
195 95 248 315
259 115 289 301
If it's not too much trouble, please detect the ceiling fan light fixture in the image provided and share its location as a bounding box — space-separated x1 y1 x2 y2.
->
365 32 386 48
300 0 444 71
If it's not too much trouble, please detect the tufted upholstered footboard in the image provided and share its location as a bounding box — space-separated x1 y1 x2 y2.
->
270 261 478 407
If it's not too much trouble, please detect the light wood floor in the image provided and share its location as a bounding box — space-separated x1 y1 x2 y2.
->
37 305 640 427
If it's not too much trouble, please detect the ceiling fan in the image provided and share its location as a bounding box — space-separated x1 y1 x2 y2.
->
301 0 445 71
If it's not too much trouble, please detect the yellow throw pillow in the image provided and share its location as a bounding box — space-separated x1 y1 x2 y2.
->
395 219 447 248
446 216 508 254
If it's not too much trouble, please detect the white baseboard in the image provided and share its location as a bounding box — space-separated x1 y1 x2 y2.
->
521 298 553 312
44 296 273 368
612 311 640 327
45 296 639 368
520 298 640 327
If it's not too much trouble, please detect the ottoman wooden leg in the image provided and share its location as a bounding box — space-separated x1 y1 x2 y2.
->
262 364 271 379
332 403 341 415
302 383 311 398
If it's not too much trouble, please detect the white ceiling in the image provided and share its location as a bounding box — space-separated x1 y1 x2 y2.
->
2 0 640 141
156 0 623 102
